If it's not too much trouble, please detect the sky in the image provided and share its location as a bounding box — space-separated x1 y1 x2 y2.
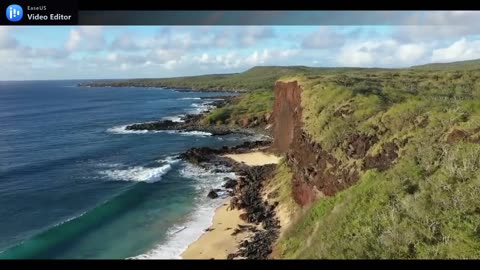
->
1 11 480 80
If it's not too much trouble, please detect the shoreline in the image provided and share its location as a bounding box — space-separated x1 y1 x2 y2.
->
115 90 281 260
180 201 252 259
181 151 284 260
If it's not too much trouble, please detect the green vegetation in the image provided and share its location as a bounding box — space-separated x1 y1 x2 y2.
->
201 67 387 125
266 159 299 214
87 66 340 91
202 90 275 125
86 66 386 126
412 59 480 70
277 65 480 258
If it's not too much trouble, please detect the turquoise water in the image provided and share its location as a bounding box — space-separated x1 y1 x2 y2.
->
0 81 252 259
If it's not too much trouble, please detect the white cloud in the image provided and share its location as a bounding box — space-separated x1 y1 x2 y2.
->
34 48 69 59
111 26 276 52
111 34 140 51
338 39 429 67
147 49 185 64
195 53 211 64
193 49 299 70
301 27 344 49
397 43 428 63
0 27 18 49
5 24 480 81
245 50 270 65
106 52 118 62
239 26 275 46
65 26 106 52
431 38 480 63
164 60 179 70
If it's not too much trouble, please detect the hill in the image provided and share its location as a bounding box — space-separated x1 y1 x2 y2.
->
271 65 480 259
80 66 326 91
412 59 480 70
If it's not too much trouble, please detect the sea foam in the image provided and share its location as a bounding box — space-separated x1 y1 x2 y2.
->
178 97 201 100
162 114 186 123
100 157 179 183
128 163 236 259
107 125 211 136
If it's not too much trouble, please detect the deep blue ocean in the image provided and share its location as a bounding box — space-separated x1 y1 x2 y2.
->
0 81 255 259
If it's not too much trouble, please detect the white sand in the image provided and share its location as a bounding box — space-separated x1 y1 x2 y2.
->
181 204 252 259
223 151 281 166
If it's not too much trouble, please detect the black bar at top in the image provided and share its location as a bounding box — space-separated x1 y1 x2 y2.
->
78 10 478 26
76 0 479 11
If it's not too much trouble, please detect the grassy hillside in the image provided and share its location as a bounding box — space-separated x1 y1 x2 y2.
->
83 66 387 126
201 66 388 125
276 67 480 258
195 67 319 125
412 59 480 70
85 66 334 91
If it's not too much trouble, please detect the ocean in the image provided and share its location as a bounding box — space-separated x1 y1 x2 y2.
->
0 80 256 259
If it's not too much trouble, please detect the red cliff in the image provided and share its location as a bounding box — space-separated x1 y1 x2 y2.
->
271 81 360 206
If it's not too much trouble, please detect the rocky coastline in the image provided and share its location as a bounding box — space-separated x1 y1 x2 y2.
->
110 87 281 259
78 82 246 93
179 140 281 260
124 96 261 136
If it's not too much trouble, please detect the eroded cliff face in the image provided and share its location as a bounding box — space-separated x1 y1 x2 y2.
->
271 81 302 153
271 81 360 206
271 80 401 206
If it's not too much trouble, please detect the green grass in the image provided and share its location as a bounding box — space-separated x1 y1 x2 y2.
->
412 59 480 70
202 90 275 125
276 65 480 259
266 159 299 214
85 66 389 125
86 66 340 91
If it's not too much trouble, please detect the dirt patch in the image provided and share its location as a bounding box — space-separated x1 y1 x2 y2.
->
344 133 378 159
446 129 469 143
363 142 399 171
292 180 316 206
444 127 480 144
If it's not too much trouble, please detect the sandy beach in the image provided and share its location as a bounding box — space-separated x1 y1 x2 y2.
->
223 151 282 166
181 150 282 259
181 202 254 259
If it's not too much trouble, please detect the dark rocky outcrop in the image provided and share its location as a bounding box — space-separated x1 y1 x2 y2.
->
78 81 245 93
179 138 280 260
207 189 220 199
125 98 242 135
179 140 272 168
227 164 280 260
223 179 238 189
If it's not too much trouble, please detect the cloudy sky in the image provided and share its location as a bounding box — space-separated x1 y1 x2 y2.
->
1 11 480 80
